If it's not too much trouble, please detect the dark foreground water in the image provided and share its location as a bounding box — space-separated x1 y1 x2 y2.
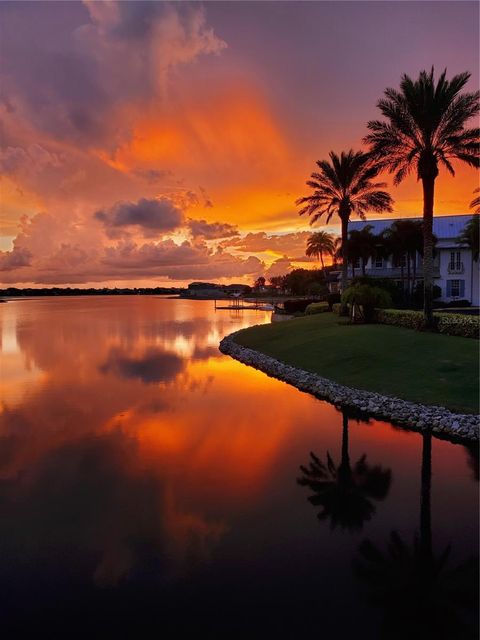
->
0 297 478 639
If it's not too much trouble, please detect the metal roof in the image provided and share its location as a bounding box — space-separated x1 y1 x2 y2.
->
348 214 473 240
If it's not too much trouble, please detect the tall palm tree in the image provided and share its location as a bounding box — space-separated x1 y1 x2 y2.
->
348 224 378 276
297 411 392 532
365 68 480 325
305 231 335 275
382 220 425 299
296 150 394 308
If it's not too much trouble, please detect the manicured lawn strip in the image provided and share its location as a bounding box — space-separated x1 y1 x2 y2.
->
234 313 479 414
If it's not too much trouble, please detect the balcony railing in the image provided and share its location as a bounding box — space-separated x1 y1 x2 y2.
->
448 263 464 274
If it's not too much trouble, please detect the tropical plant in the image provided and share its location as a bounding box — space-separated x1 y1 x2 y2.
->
332 236 342 267
365 68 480 326
457 214 479 261
381 220 426 299
296 150 394 310
341 283 392 322
306 231 335 274
297 411 391 531
470 187 480 214
347 225 379 276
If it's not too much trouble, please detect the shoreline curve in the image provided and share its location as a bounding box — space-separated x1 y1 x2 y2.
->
219 328 479 444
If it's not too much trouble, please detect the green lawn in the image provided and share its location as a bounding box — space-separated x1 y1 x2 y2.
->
234 313 479 414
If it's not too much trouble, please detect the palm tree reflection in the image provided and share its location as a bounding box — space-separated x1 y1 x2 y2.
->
297 411 392 532
354 433 478 640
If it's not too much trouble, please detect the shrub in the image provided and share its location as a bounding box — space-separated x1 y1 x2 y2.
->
332 303 341 314
327 292 341 310
351 276 404 307
377 309 479 338
283 298 319 313
305 302 330 315
341 284 392 322
376 309 425 330
436 313 479 338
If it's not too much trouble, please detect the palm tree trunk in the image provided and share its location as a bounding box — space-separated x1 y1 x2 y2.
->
320 252 325 278
420 432 433 578
412 254 417 299
407 254 411 303
422 177 435 327
340 216 349 315
341 411 350 470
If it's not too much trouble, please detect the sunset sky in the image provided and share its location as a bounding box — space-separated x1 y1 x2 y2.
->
0 0 478 287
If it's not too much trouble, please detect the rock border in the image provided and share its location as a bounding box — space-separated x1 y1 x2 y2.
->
219 329 479 443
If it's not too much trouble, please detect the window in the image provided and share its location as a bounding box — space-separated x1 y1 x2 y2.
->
353 257 361 269
375 256 383 268
447 279 465 298
394 254 407 268
449 251 461 270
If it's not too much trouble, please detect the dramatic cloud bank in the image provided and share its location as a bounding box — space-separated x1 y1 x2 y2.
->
0 1 477 286
95 198 184 237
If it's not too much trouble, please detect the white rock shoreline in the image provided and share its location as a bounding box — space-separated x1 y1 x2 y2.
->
219 329 479 443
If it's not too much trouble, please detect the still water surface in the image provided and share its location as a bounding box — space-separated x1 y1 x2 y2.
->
0 297 478 638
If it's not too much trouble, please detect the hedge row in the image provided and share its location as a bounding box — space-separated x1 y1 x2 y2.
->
305 302 330 315
436 313 479 338
376 309 479 339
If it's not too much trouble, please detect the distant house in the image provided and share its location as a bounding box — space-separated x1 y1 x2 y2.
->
346 214 479 305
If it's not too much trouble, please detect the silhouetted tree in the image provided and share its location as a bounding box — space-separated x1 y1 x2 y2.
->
470 188 480 214
381 219 426 299
457 215 479 262
296 150 393 310
348 225 379 276
306 231 335 275
297 411 392 532
365 68 479 326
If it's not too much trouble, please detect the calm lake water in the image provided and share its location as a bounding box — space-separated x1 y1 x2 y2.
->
0 297 478 638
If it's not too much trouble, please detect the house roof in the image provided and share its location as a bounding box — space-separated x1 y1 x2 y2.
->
348 214 473 242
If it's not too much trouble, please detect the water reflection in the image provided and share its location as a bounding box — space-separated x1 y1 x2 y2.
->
297 411 392 531
0 297 477 637
354 432 479 640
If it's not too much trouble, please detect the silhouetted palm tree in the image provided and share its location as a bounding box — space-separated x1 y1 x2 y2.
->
354 432 478 639
305 231 335 275
470 188 480 214
382 220 425 299
296 150 393 305
332 236 342 268
365 68 480 326
297 412 392 532
457 214 479 262
348 224 378 276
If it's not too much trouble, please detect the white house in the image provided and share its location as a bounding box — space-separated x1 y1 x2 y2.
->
346 214 479 306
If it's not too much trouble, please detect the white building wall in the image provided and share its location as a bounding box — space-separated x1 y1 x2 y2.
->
436 247 473 303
